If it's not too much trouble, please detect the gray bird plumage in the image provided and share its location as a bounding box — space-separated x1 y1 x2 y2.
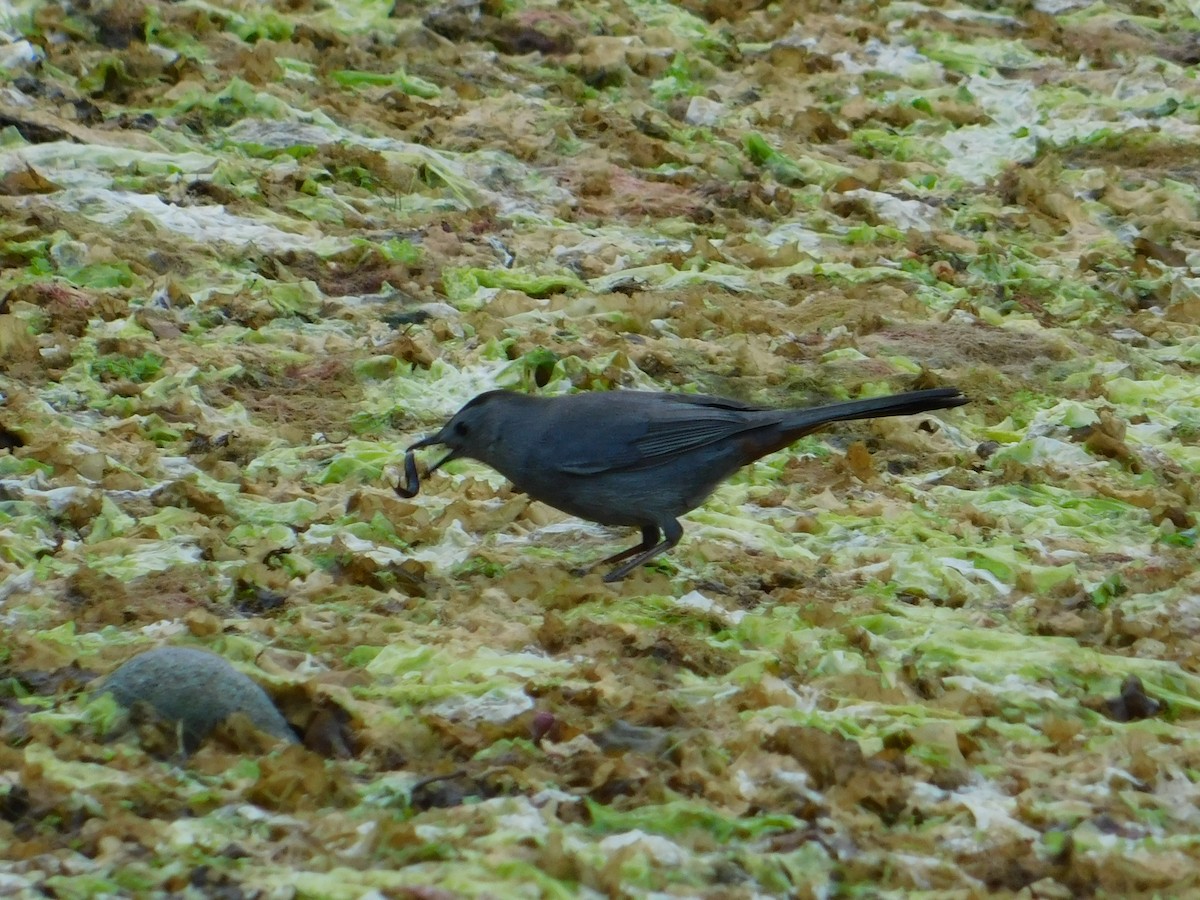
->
398 386 967 582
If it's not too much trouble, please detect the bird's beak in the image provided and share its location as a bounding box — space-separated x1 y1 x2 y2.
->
407 433 457 474
396 432 458 499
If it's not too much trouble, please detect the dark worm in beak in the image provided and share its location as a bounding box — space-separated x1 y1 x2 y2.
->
393 435 456 499
394 449 421 498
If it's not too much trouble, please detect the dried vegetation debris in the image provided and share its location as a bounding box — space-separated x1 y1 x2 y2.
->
1 0 1199 895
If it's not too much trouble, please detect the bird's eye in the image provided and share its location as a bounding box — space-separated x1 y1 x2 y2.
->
453 421 469 436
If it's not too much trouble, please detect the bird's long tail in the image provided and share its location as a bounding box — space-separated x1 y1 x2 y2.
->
782 387 967 436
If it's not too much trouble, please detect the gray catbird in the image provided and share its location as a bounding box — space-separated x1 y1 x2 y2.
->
397 386 967 582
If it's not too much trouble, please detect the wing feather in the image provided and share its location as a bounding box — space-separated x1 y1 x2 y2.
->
554 394 773 475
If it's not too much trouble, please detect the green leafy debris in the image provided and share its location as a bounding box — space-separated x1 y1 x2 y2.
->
3 0 1200 896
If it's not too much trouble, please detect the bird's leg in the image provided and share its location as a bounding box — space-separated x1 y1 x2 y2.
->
603 519 683 583
571 525 659 577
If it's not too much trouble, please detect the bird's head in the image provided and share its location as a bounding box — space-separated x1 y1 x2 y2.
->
407 389 515 473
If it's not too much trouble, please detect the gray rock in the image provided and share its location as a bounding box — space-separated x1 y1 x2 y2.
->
100 647 296 751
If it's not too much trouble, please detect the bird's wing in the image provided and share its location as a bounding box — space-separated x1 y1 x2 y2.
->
553 394 772 475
